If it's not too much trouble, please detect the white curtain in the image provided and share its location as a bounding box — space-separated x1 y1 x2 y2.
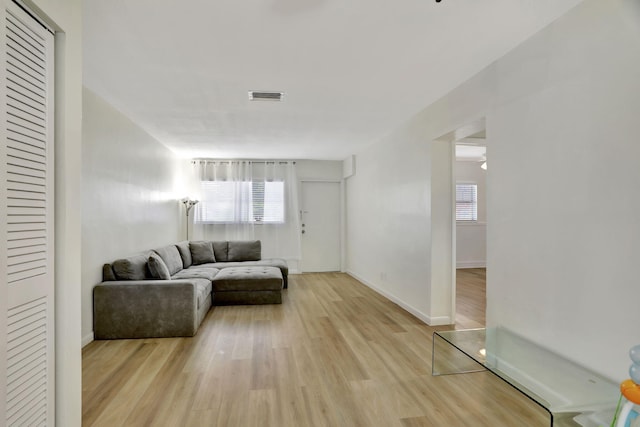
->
191 160 301 261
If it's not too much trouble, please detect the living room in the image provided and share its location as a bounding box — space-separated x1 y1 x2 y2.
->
2 0 640 425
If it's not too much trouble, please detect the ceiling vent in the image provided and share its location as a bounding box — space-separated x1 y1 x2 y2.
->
248 91 284 101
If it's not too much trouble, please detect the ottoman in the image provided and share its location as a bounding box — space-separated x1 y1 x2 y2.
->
212 266 284 305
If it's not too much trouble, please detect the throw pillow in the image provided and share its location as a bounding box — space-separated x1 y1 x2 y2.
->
112 253 151 280
212 241 229 262
227 240 261 261
148 252 171 280
175 241 193 268
190 241 216 265
153 245 184 275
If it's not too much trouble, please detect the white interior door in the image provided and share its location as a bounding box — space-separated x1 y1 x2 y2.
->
1 2 55 425
300 181 341 272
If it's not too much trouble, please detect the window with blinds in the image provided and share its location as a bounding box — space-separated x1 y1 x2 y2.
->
456 183 478 221
197 181 285 224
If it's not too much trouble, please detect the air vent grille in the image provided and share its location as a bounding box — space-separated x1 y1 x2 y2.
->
248 91 284 101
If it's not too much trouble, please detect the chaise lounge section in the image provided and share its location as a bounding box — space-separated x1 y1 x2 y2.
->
93 240 288 339
212 266 284 305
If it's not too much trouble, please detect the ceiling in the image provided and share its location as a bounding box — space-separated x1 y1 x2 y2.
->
83 0 583 160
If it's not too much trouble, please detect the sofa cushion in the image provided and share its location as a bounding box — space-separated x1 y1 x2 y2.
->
227 240 261 262
172 267 219 282
201 259 287 275
211 266 282 292
204 258 289 288
112 253 152 280
190 241 216 265
192 278 212 310
175 241 193 268
102 264 117 281
153 245 184 275
148 252 171 280
212 241 229 262
197 261 244 269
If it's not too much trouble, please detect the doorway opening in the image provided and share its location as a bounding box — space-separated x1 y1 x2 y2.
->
430 117 487 327
454 131 487 328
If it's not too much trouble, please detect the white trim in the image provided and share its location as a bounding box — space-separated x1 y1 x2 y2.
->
12 0 55 33
298 178 342 183
346 271 453 326
340 179 346 272
81 332 94 348
456 221 487 227
457 261 487 269
450 140 457 326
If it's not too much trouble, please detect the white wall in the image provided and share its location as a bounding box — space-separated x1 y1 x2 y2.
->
81 88 186 345
430 141 454 324
296 159 343 181
485 0 640 382
346 0 640 381
346 124 432 324
456 160 487 268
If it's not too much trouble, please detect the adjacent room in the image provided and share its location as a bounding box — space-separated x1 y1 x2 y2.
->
1 0 639 426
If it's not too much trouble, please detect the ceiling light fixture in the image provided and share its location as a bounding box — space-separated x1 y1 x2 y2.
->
248 91 284 101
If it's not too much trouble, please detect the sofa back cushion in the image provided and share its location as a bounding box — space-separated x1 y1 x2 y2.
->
212 241 228 262
112 252 152 280
175 241 193 268
153 245 184 275
227 240 261 262
102 264 117 281
148 252 171 280
190 241 216 265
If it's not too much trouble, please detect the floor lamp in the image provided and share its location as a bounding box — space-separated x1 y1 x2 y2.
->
181 198 199 240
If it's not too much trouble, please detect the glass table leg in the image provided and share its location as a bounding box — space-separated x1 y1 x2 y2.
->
432 332 487 376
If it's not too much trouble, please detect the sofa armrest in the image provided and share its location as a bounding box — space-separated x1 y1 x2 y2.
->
93 280 199 339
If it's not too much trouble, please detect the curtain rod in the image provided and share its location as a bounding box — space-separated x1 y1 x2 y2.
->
192 160 296 165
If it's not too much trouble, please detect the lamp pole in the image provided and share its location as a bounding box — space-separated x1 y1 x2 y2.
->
181 198 199 240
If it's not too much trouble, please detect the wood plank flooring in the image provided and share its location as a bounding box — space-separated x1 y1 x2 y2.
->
83 272 548 426
455 268 486 329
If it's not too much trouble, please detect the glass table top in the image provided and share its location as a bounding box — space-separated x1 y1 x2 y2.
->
433 327 619 421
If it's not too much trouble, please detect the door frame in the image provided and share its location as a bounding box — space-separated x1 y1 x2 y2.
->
431 117 486 325
298 179 344 273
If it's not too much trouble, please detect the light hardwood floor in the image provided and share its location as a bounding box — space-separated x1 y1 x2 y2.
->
83 272 548 426
455 268 486 329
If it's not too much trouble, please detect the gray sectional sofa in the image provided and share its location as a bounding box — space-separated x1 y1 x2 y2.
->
94 240 288 339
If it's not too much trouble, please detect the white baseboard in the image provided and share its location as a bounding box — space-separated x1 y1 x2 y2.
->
346 271 452 326
82 332 94 348
456 261 486 269
427 315 454 326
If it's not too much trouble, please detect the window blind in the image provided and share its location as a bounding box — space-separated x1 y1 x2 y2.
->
197 180 284 223
456 183 478 221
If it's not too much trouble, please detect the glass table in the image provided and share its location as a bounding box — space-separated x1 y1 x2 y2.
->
432 327 620 426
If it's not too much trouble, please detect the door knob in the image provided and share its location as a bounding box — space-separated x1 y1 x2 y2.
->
302 230 305 234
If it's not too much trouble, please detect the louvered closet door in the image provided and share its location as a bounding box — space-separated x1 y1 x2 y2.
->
0 1 55 426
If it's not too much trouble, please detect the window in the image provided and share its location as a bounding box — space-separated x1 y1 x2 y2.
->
197 180 285 224
456 183 478 221
251 181 284 222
